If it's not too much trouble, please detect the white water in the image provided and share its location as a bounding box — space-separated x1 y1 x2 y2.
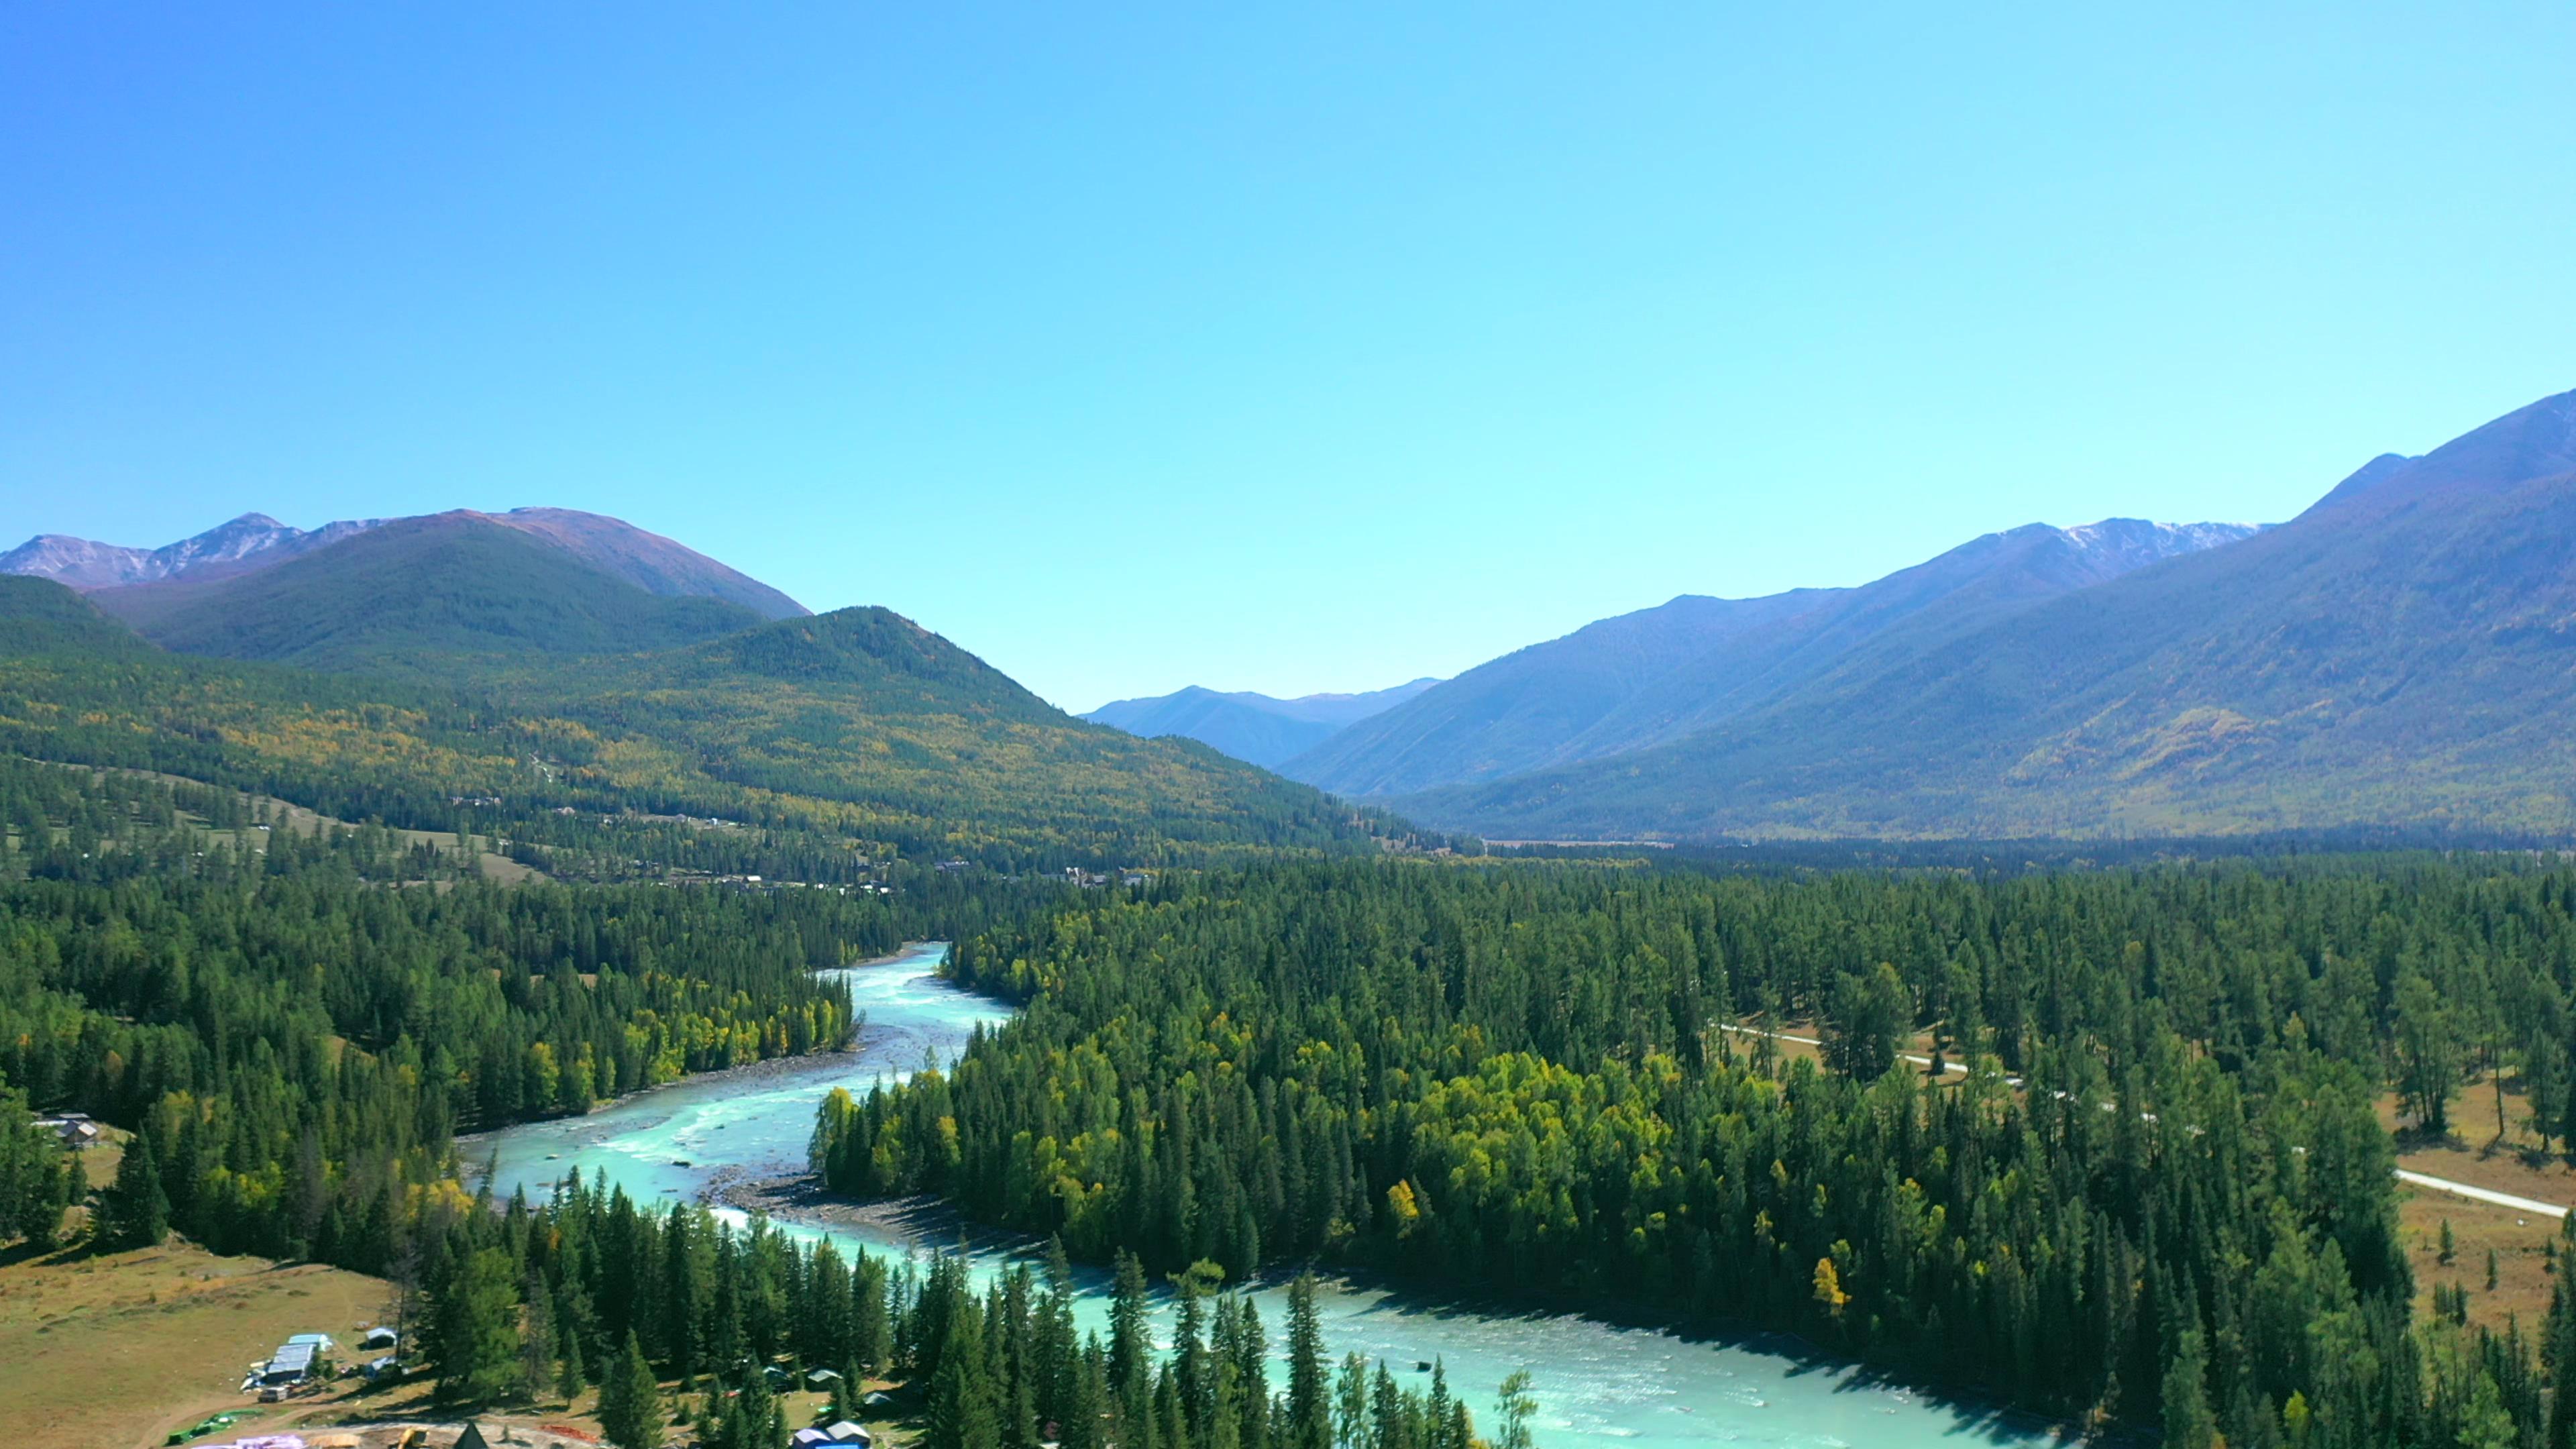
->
474 944 2070 1449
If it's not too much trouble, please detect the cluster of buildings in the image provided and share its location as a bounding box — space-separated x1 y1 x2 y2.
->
241 1328 398 1400
33 1110 100 1148
1062 867 1155 889
246 1334 337 1398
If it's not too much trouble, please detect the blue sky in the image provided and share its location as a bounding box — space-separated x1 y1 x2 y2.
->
5 4 2571 712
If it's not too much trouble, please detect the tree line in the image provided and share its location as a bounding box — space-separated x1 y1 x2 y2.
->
815 857 2576 1447
0 756 879 1264
402 1167 1527 1449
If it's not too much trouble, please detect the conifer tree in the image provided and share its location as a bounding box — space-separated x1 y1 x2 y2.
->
429 1248 525 1405
1492 1371 1536 1449
1226 1295 1269 1449
1287 1275 1332 1449
105 1132 169 1249
720 1362 786 1449
930 1293 1002 1449
1110 1250 1152 1405
0 1091 72 1248
2549 1220 2576 1449
523 1273 559 1401
854 1252 892 1374
600 1331 664 1449
558 1333 588 1407
2162 1331 2218 1449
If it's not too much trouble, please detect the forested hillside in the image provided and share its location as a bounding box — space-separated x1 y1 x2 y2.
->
818 857 2576 1446
0 576 1424 869
87 513 773 674
0 753 1498 1449
0 756 881 1263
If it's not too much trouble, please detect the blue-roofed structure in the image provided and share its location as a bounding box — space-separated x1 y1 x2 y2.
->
256 1333 337 1387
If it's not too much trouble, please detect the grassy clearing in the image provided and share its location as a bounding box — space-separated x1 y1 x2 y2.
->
0 1227 912 1449
2378 1070 2576 1205
2400 1185 2561 1336
0 1240 392 1449
2367 1071 2571 1336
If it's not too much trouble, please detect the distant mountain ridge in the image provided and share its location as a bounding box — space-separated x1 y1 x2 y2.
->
0 512 388 589
1084 678 1440 769
1282 517 2261 799
85 512 773 677
3 506 808 619
1396 387 2576 841
0 539 1419 867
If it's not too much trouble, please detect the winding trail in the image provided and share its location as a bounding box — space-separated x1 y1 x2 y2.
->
2394 1169 2569 1220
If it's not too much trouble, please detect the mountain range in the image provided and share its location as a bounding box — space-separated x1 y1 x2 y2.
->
1368 386 2576 840
7 383 2572 848
3 506 810 621
1083 679 1439 768
0 508 1413 867
0 511 389 590
1281 518 2263 799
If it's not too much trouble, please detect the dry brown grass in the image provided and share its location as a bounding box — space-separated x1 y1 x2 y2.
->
2378 1071 2576 1208
2366 1071 2571 1336
2400 1184 2563 1336
0 1239 394 1449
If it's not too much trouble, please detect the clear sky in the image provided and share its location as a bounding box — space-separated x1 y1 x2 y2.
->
5 4 2571 712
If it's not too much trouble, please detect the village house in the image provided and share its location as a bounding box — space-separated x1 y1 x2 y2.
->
34 1112 100 1148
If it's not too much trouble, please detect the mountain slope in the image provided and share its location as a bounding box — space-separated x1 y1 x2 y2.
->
477 508 808 619
87 513 767 676
502 609 1411 859
0 574 161 656
4 505 808 618
1285 519 2258 798
0 573 1416 868
1401 388 2576 839
1083 678 1438 768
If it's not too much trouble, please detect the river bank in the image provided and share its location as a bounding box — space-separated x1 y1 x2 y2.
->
715 1175 984 1246
720 1167 2104 1447
470 940 2085 1448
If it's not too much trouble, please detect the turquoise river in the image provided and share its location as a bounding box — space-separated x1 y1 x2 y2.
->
473 943 2072 1449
